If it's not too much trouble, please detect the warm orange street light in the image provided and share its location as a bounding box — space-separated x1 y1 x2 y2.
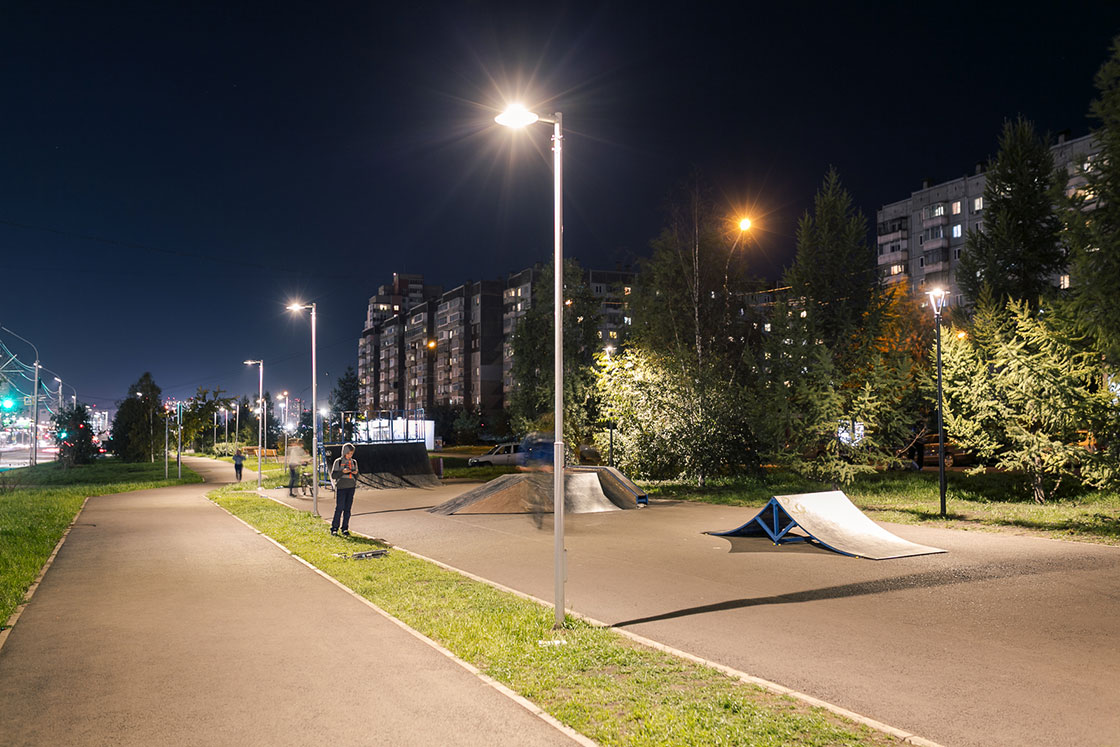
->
739 217 752 232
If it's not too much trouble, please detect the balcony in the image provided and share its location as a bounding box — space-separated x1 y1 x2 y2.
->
877 229 908 245
922 215 948 229
877 248 909 266
922 249 950 275
922 237 948 251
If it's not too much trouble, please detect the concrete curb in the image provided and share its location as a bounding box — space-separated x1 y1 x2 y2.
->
249 486 943 747
218 489 596 747
0 495 92 653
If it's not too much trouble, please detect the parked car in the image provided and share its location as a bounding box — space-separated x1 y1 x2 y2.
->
468 442 524 467
921 435 976 467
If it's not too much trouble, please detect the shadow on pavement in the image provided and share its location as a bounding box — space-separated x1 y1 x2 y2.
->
612 554 1109 628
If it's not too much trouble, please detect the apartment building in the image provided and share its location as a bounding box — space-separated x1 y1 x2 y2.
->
435 280 504 414
875 132 1097 308
501 267 539 409
360 264 635 417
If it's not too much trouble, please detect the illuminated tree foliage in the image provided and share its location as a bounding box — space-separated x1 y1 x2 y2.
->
110 372 162 462
941 295 1117 503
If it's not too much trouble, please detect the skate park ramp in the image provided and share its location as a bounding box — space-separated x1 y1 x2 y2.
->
431 471 634 515
707 490 945 560
568 466 648 506
322 442 439 489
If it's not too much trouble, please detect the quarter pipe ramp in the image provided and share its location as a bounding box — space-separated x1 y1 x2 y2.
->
707 491 945 560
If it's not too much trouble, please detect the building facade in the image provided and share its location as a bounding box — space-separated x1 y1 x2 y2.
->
875 133 1097 309
359 265 635 418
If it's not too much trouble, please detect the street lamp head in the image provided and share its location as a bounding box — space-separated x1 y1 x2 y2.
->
739 217 752 231
427 339 436 349
495 104 540 128
927 288 947 315
244 359 261 366
287 302 311 312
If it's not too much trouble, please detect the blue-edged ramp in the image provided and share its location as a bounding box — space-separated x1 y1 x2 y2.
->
707 491 945 560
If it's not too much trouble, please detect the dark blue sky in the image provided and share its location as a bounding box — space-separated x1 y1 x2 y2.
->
3 0 1118 412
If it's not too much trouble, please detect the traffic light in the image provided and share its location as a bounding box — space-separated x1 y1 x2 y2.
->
58 430 68 439
1 397 14 410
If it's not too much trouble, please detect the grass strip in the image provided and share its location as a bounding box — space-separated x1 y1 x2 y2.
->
0 460 202 628
642 470 1120 545
211 485 898 747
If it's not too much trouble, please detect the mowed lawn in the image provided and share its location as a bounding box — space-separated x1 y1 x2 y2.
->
0 459 201 628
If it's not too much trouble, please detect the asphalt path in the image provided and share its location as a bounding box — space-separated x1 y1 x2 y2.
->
0 458 577 746
270 479 1120 747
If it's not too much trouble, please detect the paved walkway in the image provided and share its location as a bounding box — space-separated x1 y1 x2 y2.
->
0 458 576 746
269 478 1120 747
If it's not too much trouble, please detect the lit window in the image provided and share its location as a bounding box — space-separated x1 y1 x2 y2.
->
623 286 631 295
763 323 771 332
623 316 632 325
952 224 962 238
596 330 602 339
951 201 961 215
932 203 945 217
609 330 618 339
973 196 984 212
1060 274 1070 289
799 310 807 318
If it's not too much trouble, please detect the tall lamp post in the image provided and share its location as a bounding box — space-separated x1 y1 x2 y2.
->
244 360 264 489
496 103 567 629
288 302 320 516
928 288 948 518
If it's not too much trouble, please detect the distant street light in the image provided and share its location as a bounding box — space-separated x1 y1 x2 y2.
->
288 302 320 516
244 359 264 489
928 288 948 518
496 102 567 629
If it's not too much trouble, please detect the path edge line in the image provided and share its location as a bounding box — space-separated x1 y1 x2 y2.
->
211 491 597 747
0 495 92 652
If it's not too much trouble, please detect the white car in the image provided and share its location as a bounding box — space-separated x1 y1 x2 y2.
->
468 443 524 467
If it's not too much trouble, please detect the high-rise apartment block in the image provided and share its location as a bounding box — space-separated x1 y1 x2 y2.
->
875 132 1096 307
359 265 634 417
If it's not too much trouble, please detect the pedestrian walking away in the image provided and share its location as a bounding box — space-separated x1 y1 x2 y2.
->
286 442 308 496
233 448 245 481
330 443 359 536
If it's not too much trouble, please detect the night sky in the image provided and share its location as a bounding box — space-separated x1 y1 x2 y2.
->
3 1 1119 414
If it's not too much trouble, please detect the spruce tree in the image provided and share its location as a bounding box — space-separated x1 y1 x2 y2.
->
959 117 1064 306
1067 36 1120 364
783 168 877 362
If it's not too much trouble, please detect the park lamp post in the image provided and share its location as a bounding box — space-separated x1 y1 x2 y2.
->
495 102 567 629
288 302 320 516
244 360 264 489
928 288 948 518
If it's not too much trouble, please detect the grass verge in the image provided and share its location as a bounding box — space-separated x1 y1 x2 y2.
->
642 469 1120 545
210 485 899 746
0 459 202 628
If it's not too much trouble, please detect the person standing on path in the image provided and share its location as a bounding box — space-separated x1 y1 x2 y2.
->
233 449 245 481
330 443 359 536
286 442 308 496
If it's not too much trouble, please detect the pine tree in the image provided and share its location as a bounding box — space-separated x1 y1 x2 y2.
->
959 117 1064 306
1067 36 1120 364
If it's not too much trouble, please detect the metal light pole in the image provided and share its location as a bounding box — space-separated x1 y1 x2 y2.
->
280 391 289 456
245 360 264 488
164 405 169 479
928 289 948 518
234 403 240 446
1 325 41 466
496 104 566 628
288 302 320 516
177 400 182 479
54 377 63 413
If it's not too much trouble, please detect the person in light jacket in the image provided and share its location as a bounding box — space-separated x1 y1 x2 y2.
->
330 443 359 536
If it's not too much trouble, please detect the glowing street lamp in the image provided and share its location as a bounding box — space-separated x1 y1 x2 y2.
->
928 288 948 518
288 302 320 516
496 102 567 628
244 359 264 489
